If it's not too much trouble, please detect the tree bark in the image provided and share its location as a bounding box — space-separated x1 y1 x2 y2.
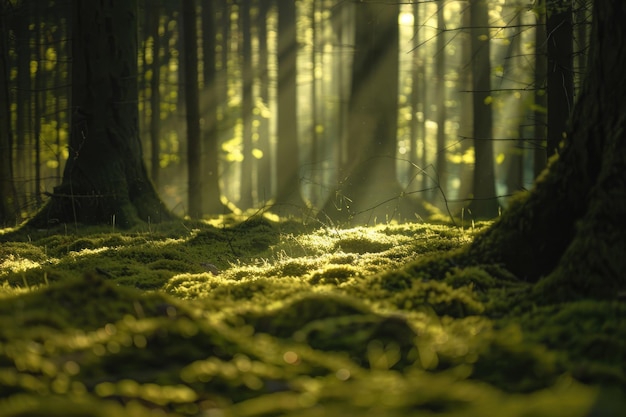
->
239 1 254 210
149 0 162 187
468 0 498 219
182 0 202 218
27 0 173 229
533 1 548 177
0 3 19 226
467 0 626 301
273 0 307 215
201 1 230 215
546 0 574 157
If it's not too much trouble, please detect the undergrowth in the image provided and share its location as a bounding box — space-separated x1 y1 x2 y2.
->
0 215 623 416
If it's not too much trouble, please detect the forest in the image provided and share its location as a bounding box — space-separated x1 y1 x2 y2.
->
0 0 625 416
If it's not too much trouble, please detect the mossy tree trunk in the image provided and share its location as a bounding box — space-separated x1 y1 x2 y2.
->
467 0 626 301
28 0 173 228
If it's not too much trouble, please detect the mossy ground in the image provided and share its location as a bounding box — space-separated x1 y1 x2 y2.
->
0 215 623 416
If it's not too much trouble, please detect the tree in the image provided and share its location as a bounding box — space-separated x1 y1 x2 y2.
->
435 1 448 196
533 0 548 177
546 0 574 157
182 0 202 218
321 0 427 225
466 0 626 301
27 0 173 228
0 1 19 226
148 0 162 187
200 1 230 215
255 0 272 204
273 0 307 215
239 0 254 210
468 0 499 219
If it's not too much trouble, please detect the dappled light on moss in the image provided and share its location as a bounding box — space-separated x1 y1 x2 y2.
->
0 218 623 415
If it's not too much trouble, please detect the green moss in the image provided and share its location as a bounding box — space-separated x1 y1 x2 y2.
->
0 219 622 416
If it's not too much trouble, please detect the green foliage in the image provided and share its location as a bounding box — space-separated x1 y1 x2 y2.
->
0 217 623 416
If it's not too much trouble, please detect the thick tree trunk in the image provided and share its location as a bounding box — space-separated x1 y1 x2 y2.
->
467 0 626 301
27 0 173 229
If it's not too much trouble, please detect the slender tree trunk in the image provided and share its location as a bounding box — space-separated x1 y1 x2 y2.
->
149 1 162 187
467 0 626 302
435 1 447 196
256 0 272 204
201 1 229 215
468 0 498 219
182 0 202 218
274 0 307 215
239 1 254 209
410 2 425 191
533 1 548 177
27 0 173 228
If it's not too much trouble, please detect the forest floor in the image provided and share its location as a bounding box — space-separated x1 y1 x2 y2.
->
0 214 624 416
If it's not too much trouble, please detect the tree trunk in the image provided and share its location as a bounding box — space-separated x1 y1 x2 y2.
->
467 0 626 301
546 1 574 157
533 1 548 177
468 0 498 219
27 0 173 229
201 0 230 215
435 1 447 196
255 0 272 205
182 0 202 218
273 0 307 215
149 0 162 187
239 1 254 210
321 0 428 225
0 3 19 226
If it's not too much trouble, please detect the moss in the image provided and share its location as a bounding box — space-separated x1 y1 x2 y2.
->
244 293 372 338
309 265 360 285
0 220 623 416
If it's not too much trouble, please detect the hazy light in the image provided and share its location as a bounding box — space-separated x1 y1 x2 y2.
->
398 12 414 26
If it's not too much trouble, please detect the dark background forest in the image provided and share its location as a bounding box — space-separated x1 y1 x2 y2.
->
0 0 592 227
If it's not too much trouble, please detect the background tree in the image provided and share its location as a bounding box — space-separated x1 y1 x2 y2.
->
321 0 427 224
239 0 254 210
273 0 307 215
147 0 162 187
533 0 548 177
467 0 626 301
28 0 172 228
182 0 202 218
545 0 574 157
201 1 230 215
0 1 18 226
468 0 498 218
